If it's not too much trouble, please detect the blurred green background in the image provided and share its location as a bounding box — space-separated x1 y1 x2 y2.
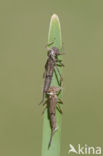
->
0 0 103 156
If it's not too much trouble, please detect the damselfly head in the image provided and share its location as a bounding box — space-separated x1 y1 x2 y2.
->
48 47 60 59
47 86 61 95
52 47 60 56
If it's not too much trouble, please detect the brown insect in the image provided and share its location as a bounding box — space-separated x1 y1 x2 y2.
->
42 86 63 148
39 42 64 105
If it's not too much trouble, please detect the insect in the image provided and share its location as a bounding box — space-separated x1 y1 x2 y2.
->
39 42 64 105
42 86 63 148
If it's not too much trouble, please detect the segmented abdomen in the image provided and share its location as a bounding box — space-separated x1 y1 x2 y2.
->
49 96 57 131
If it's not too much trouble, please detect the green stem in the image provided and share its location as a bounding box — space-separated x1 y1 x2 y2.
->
41 14 62 156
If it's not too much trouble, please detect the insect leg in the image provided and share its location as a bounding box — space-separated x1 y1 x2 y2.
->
39 92 45 105
42 104 47 115
56 62 64 67
56 59 62 62
55 65 63 83
42 99 48 106
45 41 54 47
56 104 63 114
58 98 63 104
59 52 65 55
45 39 55 51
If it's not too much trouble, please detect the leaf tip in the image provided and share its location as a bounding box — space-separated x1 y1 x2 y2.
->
51 14 59 21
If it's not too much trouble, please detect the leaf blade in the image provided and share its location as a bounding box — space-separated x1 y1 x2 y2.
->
41 14 62 156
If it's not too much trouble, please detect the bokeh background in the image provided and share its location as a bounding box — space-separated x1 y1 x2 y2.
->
0 0 103 156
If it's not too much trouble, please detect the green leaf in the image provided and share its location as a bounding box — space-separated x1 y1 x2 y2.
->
41 14 62 156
